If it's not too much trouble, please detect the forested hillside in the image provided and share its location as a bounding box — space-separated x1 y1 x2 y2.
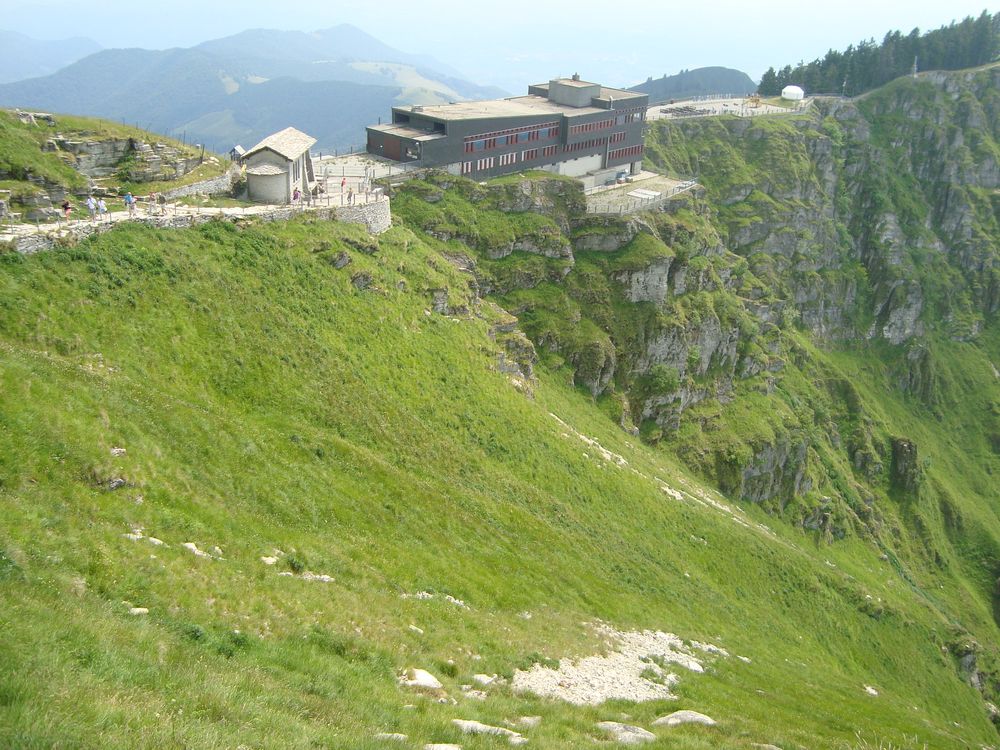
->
758 11 999 95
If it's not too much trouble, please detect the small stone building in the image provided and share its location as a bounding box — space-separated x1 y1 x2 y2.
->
244 127 316 204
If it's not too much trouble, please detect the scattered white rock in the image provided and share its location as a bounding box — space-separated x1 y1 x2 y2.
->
453 719 525 745
737 655 752 664
550 413 629 467
512 624 720 705
129 607 149 616
401 591 469 608
278 571 294 577
751 744 783 750
408 624 424 634
692 641 728 656
518 611 533 620
864 685 879 697
471 673 497 686
374 733 408 742
400 668 443 690
424 745 462 750
300 571 334 583
261 556 278 565
110 447 127 457
402 591 435 601
459 685 487 700
123 528 168 547
517 716 542 729
182 542 213 559
211 546 224 557
596 721 656 744
652 710 716 727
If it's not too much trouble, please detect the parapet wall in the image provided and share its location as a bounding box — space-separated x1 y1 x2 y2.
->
7 198 392 255
161 164 243 200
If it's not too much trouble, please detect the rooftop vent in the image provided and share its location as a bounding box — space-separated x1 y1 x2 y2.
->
572 72 580 81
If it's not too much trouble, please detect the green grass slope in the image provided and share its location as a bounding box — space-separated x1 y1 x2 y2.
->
1 216 998 749
0 108 229 220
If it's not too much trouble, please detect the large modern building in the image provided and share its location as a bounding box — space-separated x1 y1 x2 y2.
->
366 75 648 185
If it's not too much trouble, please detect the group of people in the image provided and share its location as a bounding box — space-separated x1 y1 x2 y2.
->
80 195 109 222
60 191 167 223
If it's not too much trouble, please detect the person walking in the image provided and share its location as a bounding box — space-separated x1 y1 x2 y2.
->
61 200 72 221
97 197 109 222
347 187 354 205
124 192 136 217
85 195 97 223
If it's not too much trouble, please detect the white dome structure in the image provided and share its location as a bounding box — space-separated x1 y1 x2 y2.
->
781 85 805 101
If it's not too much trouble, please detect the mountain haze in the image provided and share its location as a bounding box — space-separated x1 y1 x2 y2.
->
629 66 757 102
0 29 101 84
0 24 504 152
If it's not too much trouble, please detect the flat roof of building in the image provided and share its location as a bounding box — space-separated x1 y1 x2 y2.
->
367 123 446 142
532 83 645 104
550 77 599 88
392 88 645 123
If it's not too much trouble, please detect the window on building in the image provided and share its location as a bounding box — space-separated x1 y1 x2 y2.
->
293 159 301 182
542 145 557 158
462 161 473 174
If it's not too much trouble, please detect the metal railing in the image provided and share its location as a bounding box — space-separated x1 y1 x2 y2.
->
585 180 699 214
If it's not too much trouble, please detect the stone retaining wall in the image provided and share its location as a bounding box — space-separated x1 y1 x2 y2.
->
6 198 392 255
161 164 242 200
332 200 392 234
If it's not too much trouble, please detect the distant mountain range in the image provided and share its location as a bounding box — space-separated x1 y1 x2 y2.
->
0 24 508 152
629 67 757 102
0 30 101 84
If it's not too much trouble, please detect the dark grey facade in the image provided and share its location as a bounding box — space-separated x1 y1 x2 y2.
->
366 76 649 181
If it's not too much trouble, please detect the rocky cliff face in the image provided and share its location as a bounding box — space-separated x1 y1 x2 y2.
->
392 66 999 535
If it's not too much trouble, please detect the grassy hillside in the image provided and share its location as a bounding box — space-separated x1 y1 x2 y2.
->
0 108 228 218
2 214 999 749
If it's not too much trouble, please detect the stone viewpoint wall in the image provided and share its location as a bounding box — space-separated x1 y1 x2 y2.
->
161 164 242 200
7 199 392 255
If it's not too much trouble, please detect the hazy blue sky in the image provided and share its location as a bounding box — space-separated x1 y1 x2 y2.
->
3 0 995 90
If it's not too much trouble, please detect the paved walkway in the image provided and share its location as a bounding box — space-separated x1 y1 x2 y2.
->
585 172 699 215
646 97 810 121
0 189 386 244
314 153 421 184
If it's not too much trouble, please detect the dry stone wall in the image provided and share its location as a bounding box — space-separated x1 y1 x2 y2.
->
7 198 392 255
161 165 242 200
